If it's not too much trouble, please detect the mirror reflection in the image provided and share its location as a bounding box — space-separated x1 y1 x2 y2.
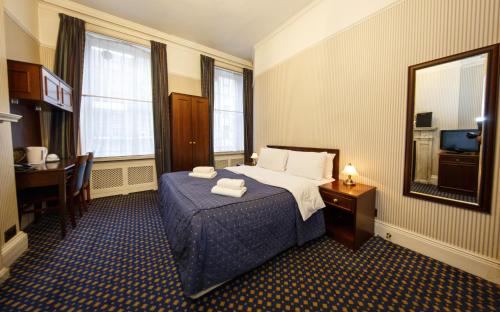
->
410 53 487 205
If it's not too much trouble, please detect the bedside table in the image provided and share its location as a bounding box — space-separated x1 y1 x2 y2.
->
319 181 376 250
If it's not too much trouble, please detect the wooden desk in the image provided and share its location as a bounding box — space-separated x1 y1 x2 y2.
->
15 159 75 236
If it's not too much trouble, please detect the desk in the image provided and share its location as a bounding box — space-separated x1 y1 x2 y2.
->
15 159 75 236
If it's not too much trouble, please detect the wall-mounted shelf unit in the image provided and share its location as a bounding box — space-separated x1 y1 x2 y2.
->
7 60 73 112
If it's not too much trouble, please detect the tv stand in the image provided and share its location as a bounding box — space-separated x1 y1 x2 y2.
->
437 152 479 195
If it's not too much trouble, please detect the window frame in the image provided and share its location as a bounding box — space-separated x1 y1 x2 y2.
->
213 66 245 154
80 31 155 160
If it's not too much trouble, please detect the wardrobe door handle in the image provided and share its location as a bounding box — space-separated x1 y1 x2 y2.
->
193 141 197 144
188 141 192 144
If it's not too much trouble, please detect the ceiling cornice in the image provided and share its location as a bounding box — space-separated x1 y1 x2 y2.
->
39 0 253 68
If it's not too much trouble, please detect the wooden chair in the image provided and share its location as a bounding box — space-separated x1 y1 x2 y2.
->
82 152 94 206
18 155 88 237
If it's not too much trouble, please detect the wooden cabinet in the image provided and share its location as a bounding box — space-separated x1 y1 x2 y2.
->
7 60 73 112
438 152 479 195
170 93 210 171
319 181 376 250
60 82 73 111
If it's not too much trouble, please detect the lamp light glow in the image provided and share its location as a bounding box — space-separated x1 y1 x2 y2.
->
342 163 358 186
250 153 258 165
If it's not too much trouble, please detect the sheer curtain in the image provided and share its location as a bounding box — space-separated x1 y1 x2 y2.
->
214 67 244 152
80 32 154 157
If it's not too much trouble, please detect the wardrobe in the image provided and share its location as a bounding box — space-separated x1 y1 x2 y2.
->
169 92 210 171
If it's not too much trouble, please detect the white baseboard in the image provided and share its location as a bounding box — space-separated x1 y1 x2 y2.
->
375 220 500 284
1 231 28 267
0 267 9 284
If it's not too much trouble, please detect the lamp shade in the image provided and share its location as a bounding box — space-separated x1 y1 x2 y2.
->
251 153 258 159
342 163 358 176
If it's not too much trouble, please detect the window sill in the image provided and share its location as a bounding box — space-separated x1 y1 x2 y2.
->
214 151 244 156
94 155 155 162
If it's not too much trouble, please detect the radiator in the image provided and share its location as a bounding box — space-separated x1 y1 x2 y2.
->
214 153 245 169
90 159 157 199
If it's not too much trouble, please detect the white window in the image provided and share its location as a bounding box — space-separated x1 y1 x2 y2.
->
80 32 154 158
214 67 244 153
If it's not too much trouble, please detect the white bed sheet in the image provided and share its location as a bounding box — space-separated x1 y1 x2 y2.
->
225 165 334 221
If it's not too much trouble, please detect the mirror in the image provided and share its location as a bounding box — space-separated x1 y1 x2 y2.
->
404 44 499 212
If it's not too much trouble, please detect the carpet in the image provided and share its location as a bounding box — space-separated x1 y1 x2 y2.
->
0 192 498 311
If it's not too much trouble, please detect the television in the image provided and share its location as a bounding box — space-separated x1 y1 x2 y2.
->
440 129 480 153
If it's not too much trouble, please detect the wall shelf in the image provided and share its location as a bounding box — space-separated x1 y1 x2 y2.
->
0 112 22 123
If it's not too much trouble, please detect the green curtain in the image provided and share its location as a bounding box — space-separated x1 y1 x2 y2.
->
51 13 85 159
243 68 254 163
200 55 215 165
150 41 171 176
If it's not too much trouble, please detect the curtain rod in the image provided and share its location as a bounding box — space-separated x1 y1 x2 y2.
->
52 4 253 69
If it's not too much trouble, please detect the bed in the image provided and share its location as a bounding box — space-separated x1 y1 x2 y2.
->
158 146 340 297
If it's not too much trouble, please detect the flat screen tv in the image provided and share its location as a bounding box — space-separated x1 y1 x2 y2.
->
440 129 480 153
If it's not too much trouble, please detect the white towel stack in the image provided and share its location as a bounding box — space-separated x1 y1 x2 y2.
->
211 178 247 198
189 166 217 179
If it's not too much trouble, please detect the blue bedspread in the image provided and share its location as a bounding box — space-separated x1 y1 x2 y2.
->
158 169 325 296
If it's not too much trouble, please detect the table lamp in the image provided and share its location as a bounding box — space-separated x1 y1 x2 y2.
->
342 163 358 186
250 153 258 165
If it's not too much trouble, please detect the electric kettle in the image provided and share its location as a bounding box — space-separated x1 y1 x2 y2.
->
26 146 48 165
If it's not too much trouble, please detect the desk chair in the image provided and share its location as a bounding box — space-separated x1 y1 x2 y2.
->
82 152 94 207
18 155 88 237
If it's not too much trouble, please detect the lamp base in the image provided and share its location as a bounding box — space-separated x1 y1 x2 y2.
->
343 175 356 186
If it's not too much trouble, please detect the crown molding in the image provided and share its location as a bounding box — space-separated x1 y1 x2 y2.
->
3 7 40 43
253 0 402 76
254 0 323 50
38 0 253 69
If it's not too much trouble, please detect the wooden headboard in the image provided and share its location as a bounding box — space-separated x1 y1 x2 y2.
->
267 145 340 180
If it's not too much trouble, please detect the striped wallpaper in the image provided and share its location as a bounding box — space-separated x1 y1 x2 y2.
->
254 0 500 259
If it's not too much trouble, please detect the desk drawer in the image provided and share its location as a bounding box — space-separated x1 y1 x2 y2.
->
320 190 355 212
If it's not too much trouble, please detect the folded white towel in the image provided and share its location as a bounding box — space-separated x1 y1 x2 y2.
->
189 171 217 179
216 178 245 190
193 166 215 174
211 185 247 198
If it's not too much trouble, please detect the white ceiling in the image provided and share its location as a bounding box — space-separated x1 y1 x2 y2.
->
71 0 316 61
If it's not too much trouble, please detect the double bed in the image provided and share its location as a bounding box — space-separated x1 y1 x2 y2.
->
158 146 339 297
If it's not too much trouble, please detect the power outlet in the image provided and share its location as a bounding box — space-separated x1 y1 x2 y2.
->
385 232 392 240
4 225 16 243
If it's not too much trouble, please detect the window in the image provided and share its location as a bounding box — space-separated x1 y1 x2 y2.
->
80 32 154 158
214 67 244 153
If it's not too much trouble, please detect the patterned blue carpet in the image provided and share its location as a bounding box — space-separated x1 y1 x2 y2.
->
0 191 498 311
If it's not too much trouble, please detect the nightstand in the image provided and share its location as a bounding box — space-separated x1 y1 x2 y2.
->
319 181 376 250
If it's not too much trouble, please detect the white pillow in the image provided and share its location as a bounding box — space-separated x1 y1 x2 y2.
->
285 151 327 180
257 148 289 171
324 153 336 179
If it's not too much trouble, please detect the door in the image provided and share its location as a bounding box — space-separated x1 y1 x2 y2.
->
191 97 210 167
171 94 193 171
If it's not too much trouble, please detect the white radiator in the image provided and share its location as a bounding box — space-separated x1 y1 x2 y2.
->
214 153 245 169
90 159 157 199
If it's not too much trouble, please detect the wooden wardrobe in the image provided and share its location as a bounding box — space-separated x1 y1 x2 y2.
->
170 93 210 171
